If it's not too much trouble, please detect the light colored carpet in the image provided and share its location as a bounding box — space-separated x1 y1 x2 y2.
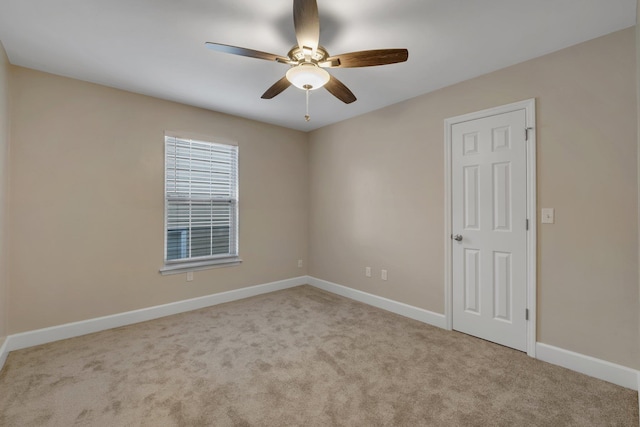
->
0 285 637 426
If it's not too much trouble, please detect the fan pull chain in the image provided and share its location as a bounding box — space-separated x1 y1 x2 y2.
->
303 84 311 122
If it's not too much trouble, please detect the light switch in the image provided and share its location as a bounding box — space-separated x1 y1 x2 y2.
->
541 208 554 224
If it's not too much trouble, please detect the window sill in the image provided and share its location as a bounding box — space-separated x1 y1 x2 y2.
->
159 257 242 275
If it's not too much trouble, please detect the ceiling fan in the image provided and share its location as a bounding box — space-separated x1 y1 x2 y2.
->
205 0 408 119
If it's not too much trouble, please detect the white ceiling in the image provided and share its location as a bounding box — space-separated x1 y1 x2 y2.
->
0 0 636 131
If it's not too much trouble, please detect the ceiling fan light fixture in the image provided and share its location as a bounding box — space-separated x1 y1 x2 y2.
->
205 1 407 104
286 63 330 90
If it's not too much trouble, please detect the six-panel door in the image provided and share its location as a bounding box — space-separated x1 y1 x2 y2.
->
452 109 528 352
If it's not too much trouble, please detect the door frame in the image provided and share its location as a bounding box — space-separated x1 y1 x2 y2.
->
444 98 537 357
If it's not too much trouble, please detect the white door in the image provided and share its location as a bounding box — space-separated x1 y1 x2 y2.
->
451 109 528 351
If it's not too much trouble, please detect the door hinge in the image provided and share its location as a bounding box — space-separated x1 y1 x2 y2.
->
525 308 529 321
525 127 533 141
526 219 529 230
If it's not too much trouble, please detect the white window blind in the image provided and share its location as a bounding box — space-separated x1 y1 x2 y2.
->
164 136 238 266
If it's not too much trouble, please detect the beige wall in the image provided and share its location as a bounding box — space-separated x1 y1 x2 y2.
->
8 67 308 333
0 41 9 346
309 28 640 369
636 1 640 371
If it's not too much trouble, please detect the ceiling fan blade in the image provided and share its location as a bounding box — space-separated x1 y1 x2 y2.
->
205 42 289 63
324 75 356 104
293 0 320 52
322 49 409 68
261 76 292 99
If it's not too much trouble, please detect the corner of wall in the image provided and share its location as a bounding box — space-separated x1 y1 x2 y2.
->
0 38 10 347
636 0 640 401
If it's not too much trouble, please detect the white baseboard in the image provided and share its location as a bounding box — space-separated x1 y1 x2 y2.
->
536 343 639 391
307 276 447 329
2 275 637 394
0 276 307 371
0 337 7 371
308 277 639 391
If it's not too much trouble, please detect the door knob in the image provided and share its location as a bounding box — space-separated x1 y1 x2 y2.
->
452 234 463 241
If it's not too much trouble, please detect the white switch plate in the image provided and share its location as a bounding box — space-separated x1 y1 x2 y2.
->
186 271 193 281
297 259 303 268
365 267 371 277
381 269 388 281
541 208 555 224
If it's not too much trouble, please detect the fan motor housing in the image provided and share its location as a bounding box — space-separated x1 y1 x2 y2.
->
287 45 329 64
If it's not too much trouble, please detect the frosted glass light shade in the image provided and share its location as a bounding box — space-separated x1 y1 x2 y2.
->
286 64 330 90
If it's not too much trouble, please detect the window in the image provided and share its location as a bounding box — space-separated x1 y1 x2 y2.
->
161 135 240 274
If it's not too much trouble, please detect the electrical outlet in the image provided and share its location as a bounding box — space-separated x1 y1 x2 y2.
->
381 269 388 281
186 271 193 282
298 259 303 268
365 266 371 277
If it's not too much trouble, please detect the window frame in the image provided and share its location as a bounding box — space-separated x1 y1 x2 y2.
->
160 133 241 275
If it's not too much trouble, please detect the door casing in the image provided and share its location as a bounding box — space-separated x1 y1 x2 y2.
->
444 99 537 357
